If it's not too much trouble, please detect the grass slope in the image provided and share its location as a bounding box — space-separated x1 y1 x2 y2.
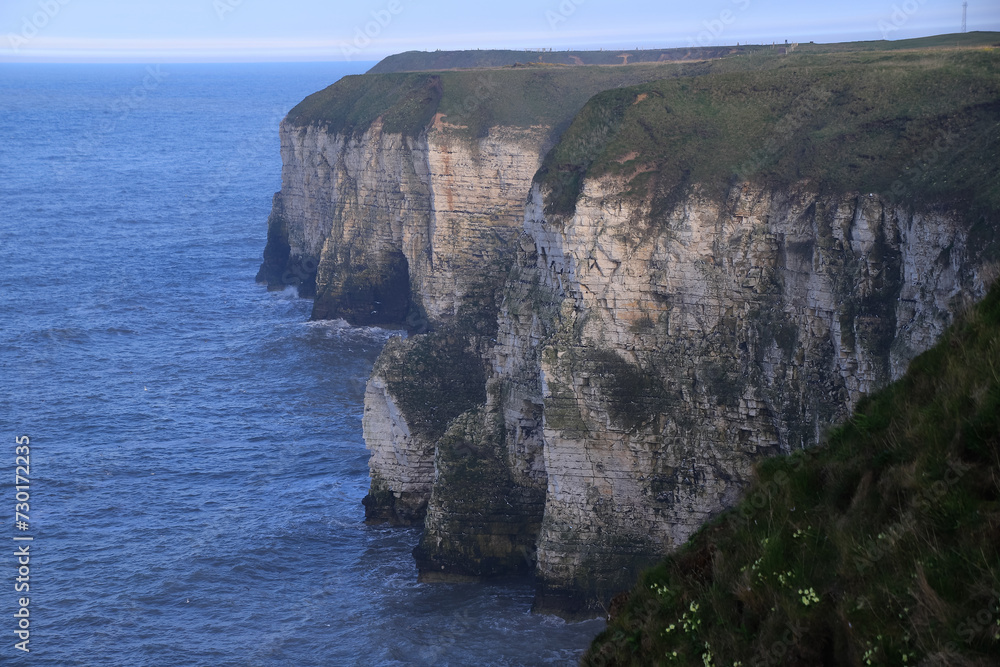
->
584 281 1000 666
287 37 999 222
538 47 1000 224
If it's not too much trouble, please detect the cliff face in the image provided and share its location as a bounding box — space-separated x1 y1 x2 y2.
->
507 178 989 612
279 118 552 526
584 279 1000 666
256 117 547 324
365 170 991 615
261 48 999 617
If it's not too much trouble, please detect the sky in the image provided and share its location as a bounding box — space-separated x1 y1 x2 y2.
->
0 0 997 63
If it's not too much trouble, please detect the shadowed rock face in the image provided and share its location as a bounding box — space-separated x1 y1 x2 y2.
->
255 192 318 297
262 78 997 617
413 406 546 581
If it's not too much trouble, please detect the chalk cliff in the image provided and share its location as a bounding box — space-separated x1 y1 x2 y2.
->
507 178 992 612
261 111 556 531
260 48 1000 617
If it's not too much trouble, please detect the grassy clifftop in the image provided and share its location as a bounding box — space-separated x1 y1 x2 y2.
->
367 33 998 73
286 34 999 211
584 279 1000 665
538 46 1000 222
284 61 718 140
366 47 745 73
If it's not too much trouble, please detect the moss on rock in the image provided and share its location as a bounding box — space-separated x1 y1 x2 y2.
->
378 331 487 443
414 407 547 579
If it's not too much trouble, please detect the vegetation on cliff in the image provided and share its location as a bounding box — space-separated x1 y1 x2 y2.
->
538 44 1000 225
367 33 996 73
584 280 1000 665
290 34 998 148
378 332 487 443
366 46 746 73
272 33 1000 623
284 62 719 141
414 406 546 579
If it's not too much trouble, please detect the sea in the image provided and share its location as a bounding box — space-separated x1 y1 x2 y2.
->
0 62 605 666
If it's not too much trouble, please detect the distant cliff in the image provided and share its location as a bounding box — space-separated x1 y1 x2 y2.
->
366 46 746 73
255 64 706 324
365 32 998 73
260 41 1000 617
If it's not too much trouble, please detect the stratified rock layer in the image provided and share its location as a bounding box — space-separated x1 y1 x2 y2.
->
259 118 549 326
512 178 990 614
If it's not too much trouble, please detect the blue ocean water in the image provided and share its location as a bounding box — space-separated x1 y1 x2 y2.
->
0 62 604 666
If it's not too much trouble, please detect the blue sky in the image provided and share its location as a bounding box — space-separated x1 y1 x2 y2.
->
1 0 997 62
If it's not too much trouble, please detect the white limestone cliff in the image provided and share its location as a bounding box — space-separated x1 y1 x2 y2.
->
262 117 994 617
505 177 990 611
261 117 550 325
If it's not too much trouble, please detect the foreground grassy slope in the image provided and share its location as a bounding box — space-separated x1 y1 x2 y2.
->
538 46 1000 223
584 280 1000 665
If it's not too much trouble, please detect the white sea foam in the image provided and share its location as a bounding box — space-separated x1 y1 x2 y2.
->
303 317 400 342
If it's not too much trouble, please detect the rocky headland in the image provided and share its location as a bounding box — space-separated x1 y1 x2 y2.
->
259 36 1000 618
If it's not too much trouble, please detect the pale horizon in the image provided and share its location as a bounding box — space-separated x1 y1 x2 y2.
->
2 0 997 64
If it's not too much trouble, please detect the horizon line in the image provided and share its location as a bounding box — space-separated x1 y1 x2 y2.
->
0 29 995 65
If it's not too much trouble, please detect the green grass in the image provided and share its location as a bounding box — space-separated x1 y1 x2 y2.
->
537 47 1000 224
288 38 1000 227
367 46 747 73
285 71 443 137
285 61 720 141
367 34 1000 73
583 280 1000 666
794 31 1000 54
